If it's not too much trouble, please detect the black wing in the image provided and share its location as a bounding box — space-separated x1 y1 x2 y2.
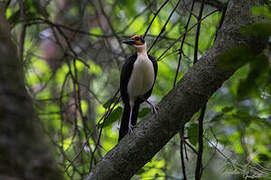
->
143 55 158 100
148 55 158 78
120 54 137 104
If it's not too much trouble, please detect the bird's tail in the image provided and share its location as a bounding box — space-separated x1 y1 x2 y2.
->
118 102 140 142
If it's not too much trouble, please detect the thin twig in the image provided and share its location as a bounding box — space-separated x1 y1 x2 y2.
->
193 0 205 64
89 96 121 170
157 9 218 61
195 104 206 180
173 0 195 87
143 0 170 38
18 0 26 63
148 0 182 53
180 127 187 180
194 1 205 179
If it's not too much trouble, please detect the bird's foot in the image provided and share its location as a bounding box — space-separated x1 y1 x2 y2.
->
145 100 158 114
128 124 136 134
151 104 159 114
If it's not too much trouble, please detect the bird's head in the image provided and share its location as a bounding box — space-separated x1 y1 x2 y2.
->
123 35 146 52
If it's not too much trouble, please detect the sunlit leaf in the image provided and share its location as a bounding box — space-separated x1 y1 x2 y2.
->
6 8 12 19
252 6 271 18
63 138 72 151
89 61 102 75
81 100 88 115
103 97 119 108
151 16 160 35
99 106 122 128
141 159 165 179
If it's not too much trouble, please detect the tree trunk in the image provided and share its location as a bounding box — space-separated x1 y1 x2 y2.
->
0 5 63 180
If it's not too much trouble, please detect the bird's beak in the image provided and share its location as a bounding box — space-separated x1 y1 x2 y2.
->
122 39 135 45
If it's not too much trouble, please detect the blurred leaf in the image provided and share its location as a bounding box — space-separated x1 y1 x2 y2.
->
89 61 102 76
8 10 20 25
63 138 72 151
241 23 271 37
217 46 264 70
232 110 252 125
258 153 270 162
6 8 14 19
222 106 234 113
188 123 199 146
151 15 160 35
81 100 88 115
237 56 269 100
138 108 150 118
141 159 165 179
210 113 224 122
136 168 146 175
75 60 85 72
90 27 103 35
90 27 103 41
99 106 122 128
103 97 119 108
116 0 136 16
25 0 49 18
252 6 271 19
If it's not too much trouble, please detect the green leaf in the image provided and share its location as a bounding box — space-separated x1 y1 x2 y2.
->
88 61 102 75
103 97 118 108
240 23 271 37
217 46 260 71
99 107 123 128
136 168 146 175
237 56 269 100
222 106 234 113
252 5 271 18
232 110 252 125
210 113 224 122
138 108 150 118
188 123 199 146
237 78 252 100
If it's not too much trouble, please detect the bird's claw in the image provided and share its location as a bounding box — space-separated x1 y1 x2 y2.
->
145 99 158 115
151 105 159 114
128 124 136 134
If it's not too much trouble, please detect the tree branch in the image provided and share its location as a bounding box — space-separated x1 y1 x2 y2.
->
87 0 265 179
195 0 226 11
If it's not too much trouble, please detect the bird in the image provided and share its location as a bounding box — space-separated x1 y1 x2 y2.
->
118 35 158 142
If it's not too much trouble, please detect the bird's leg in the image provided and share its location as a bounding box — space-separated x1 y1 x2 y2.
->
144 99 158 114
128 102 135 134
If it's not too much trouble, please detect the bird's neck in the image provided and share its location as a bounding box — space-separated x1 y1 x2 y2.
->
135 43 147 56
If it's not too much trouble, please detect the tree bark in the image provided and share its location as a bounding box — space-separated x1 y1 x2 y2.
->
87 0 265 179
0 5 63 180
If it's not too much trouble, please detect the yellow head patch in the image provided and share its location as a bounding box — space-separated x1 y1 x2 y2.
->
131 35 145 45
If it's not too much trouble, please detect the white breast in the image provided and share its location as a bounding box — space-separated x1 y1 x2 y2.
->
127 54 155 101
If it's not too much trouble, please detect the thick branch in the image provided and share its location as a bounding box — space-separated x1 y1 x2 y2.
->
87 0 265 179
0 5 63 180
196 0 226 11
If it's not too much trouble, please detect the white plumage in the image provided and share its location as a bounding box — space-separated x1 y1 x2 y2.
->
127 53 155 104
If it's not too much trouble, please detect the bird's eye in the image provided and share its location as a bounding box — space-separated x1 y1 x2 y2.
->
135 37 140 41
